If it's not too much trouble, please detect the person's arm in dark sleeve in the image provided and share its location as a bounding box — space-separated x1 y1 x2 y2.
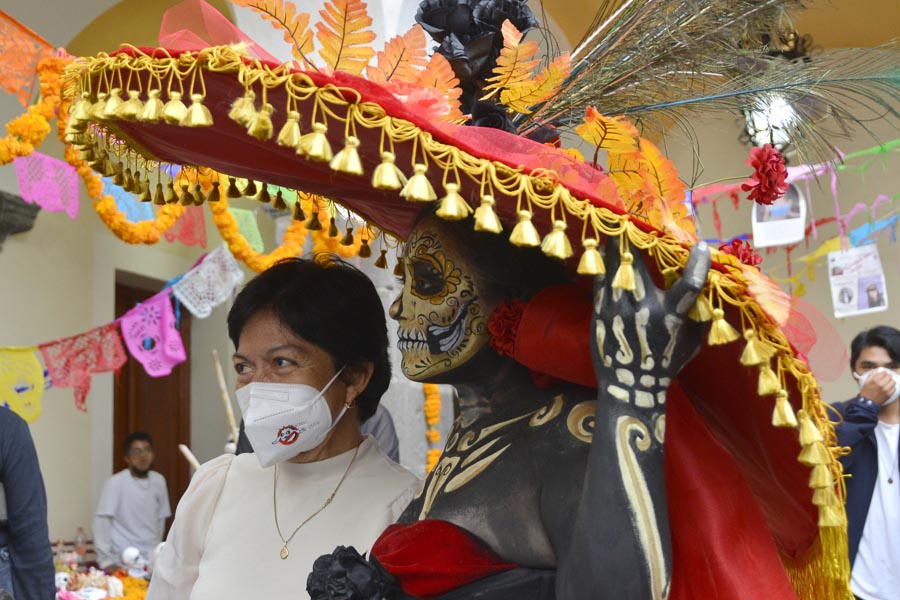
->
833 398 879 469
1 412 55 600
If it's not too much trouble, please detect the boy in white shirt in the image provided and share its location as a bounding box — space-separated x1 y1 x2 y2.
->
93 432 171 569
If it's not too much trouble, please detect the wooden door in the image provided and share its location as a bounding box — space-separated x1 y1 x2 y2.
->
113 275 191 528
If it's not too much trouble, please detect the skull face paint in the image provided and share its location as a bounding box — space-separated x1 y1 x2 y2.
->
390 217 494 380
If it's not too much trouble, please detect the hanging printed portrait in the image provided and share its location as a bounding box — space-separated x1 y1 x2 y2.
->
827 243 889 318
751 183 807 248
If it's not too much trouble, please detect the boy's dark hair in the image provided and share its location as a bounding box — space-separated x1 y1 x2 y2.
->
850 326 900 369
124 431 153 455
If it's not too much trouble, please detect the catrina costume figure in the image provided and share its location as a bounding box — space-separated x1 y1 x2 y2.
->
54 0 900 597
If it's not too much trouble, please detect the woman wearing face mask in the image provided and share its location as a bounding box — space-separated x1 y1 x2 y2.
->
146 257 419 600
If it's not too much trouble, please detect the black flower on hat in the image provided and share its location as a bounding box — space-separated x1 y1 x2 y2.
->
307 546 407 600
416 0 539 112
471 100 518 133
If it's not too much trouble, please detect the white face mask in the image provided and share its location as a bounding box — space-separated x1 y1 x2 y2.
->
236 367 347 467
854 367 900 406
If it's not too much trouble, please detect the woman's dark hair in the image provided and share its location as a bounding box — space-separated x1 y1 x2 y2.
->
850 325 900 369
227 256 390 421
124 431 153 455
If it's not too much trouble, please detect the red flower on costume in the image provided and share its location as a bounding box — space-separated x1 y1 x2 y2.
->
741 144 788 205
487 298 526 357
719 239 763 267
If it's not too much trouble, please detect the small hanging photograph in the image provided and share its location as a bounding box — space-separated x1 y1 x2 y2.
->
827 244 889 318
751 183 807 248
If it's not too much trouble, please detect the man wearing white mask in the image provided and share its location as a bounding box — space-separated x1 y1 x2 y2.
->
833 325 900 600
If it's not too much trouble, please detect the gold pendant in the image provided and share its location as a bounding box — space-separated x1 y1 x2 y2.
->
280 545 289 560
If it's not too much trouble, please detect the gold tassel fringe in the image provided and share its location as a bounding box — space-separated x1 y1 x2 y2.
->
228 91 256 125
181 94 214 127
798 410 825 445
708 308 740 345
772 390 798 427
140 90 164 122
372 152 406 190
798 442 832 467
374 249 388 269
474 195 503 233
207 181 221 202
509 210 541 247
577 238 605 276
276 110 302 148
246 103 274 140
612 251 636 291
301 122 332 161
255 182 271 204
330 136 364 175
117 90 144 120
740 329 766 366
102 88 124 119
757 362 781 396
436 183 472 220
153 183 166 205
163 91 188 124
400 164 437 202
541 220 573 259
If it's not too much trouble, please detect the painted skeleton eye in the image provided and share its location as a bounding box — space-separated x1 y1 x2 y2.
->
411 256 445 298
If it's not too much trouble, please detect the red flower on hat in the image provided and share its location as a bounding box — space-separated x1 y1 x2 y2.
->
487 298 526 358
719 239 762 267
741 144 788 205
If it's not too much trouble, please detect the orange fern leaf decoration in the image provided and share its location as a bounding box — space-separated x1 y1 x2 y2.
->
481 20 540 100
638 138 685 208
411 53 464 121
500 53 570 114
228 0 314 68
365 25 428 84
315 0 376 75
559 147 585 163
607 150 647 209
635 138 695 241
575 107 639 154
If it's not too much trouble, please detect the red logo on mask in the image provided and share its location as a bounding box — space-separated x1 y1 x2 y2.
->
275 425 301 445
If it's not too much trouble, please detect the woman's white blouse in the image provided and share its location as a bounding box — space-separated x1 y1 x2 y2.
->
147 435 420 600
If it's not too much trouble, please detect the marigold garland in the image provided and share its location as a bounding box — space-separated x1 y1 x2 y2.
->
0 56 66 165
208 193 309 272
110 570 148 600
209 188 372 272
424 382 442 473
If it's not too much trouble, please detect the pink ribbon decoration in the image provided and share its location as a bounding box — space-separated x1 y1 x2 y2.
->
39 323 127 411
13 152 80 219
120 292 187 378
871 194 894 221
158 0 280 63
164 204 208 248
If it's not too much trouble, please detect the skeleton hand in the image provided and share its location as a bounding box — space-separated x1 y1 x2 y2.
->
592 239 711 411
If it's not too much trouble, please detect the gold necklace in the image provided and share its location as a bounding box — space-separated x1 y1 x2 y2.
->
273 442 361 560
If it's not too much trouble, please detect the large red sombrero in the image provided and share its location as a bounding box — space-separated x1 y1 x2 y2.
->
59 3 850 597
